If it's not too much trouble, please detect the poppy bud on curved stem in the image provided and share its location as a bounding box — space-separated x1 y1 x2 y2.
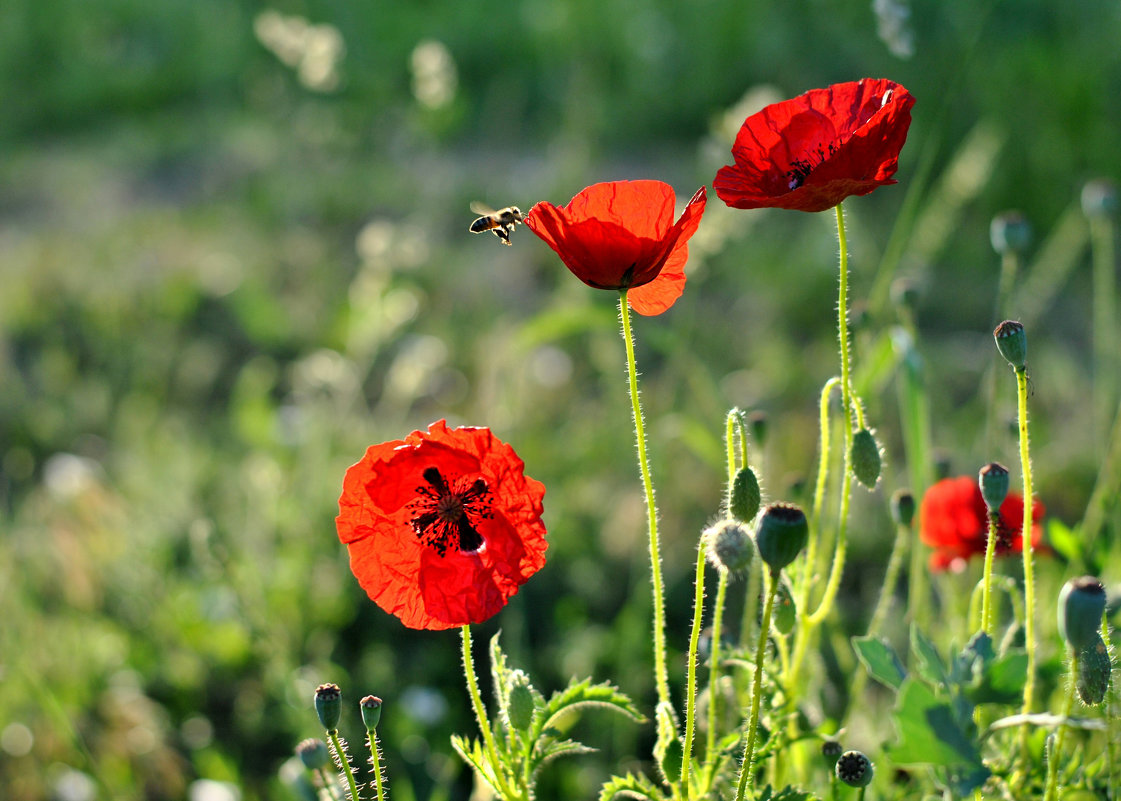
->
994 320 1027 371
978 462 1010 515
835 750 874 788
754 503 809 573
990 211 1031 255
1058 576 1107 651
315 683 342 731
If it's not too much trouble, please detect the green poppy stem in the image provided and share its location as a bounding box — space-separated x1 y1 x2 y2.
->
1042 653 1078 801
461 625 514 801
326 730 361 801
735 568 780 801
682 537 709 799
1013 366 1037 769
618 291 671 711
366 731 387 801
981 512 999 636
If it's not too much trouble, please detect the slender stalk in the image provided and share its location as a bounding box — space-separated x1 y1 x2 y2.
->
316 767 341 801
981 512 1000 636
327 730 362 801
682 538 709 799
705 571 729 769
461 625 513 800
618 290 671 710
367 732 387 801
1042 654 1078 801
1091 213 1117 445
735 568 780 801
1014 366 1037 768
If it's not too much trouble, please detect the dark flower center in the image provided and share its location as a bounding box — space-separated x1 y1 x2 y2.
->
409 467 492 556
786 141 841 190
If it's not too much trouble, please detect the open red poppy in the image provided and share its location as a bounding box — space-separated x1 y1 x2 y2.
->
336 420 547 630
714 79 915 212
919 476 1045 573
525 181 707 316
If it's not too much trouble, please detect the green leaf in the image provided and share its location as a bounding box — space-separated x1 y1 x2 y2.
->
653 700 682 787
1045 518 1081 563
540 678 645 731
450 735 504 796
597 773 666 801
489 632 510 709
528 738 596 777
756 784 821 801
887 679 987 775
852 635 907 690
965 650 1027 705
910 625 949 688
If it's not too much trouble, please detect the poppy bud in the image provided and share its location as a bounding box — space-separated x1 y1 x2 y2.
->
994 320 1027 371
821 739 843 769
835 750 874 788
506 671 535 731
729 466 762 523
314 683 342 731
772 577 797 634
990 211 1031 255
978 462 1010 515
850 429 882 489
1082 179 1118 219
360 695 383 731
296 738 330 770
890 489 915 528
1076 635 1112 706
704 519 756 575
1058 576 1107 650
755 503 809 573
747 411 768 449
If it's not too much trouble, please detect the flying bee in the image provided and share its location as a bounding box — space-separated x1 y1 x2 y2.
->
469 202 526 245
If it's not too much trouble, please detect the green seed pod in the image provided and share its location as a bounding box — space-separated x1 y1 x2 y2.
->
704 519 755 575
994 320 1027 371
821 739 843 768
1076 635 1112 706
850 429 882 489
360 695 383 731
990 211 1031 254
506 671 535 731
1059 576 1107 650
835 750 874 788
978 462 1010 514
890 489 915 528
296 738 330 770
314 683 342 731
755 503 809 573
729 466 762 523
1082 179 1118 218
772 577 797 635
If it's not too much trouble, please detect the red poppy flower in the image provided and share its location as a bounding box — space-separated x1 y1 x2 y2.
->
714 78 915 212
919 476 1045 573
336 420 547 630
524 180 707 316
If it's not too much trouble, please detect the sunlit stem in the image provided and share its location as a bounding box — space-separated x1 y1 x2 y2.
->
705 572 729 771
462 625 514 801
682 538 709 799
1013 366 1037 768
981 512 1000 636
1042 653 1078 801
1091 214 1116 444
735 568 780 801
619 291 671 709
327 730 361 801
366 731 387 801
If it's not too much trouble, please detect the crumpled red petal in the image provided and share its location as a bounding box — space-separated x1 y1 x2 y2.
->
336 420 547 630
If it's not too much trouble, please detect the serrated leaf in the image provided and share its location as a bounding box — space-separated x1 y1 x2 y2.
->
852 635 907 690
598 772 667 801
540 678 645 730
530 738 596 775
756 784 821 801
910 625 949 687
489 632 510 708
450 734 504 796
965 650 1027 705
887 679 986 772
653 701 682 787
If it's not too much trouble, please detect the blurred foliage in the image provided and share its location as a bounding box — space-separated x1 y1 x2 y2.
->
2 0 1121 799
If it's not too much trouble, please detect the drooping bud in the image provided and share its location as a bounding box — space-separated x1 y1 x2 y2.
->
729 466 762 523
994 320 1027 371
296 738 330 770
821 739 843 769
506 671 535 731
1058 576 1107 650
978 462 1010 515
360 695 383 731
314 683 342 731
772 577 797 635
704 519 756 574
1076 635 1112 706
747 411 768 450
1082 179 1118 219
990 211 1031 255
754 503 809 573
850 429 882 489
835 750 874 788
890 489 915 528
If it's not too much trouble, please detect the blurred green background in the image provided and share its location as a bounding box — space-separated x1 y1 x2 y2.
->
2 0 1120 799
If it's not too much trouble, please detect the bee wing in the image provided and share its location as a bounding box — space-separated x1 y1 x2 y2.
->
470 201 497 216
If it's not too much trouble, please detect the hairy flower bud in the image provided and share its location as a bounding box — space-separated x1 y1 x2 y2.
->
314 683 342 731
994 320 1027 371
990 211 1031 254
506 671 535 731
704 519 755 574
1058 576 1107 650
755 503 808 573
850 429 882 489
729 466 762 523
296 738 330 770
1076 636 1112 706
360 695 383 731
835 750 874 788
978 462 1010 515
890 489 915 528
